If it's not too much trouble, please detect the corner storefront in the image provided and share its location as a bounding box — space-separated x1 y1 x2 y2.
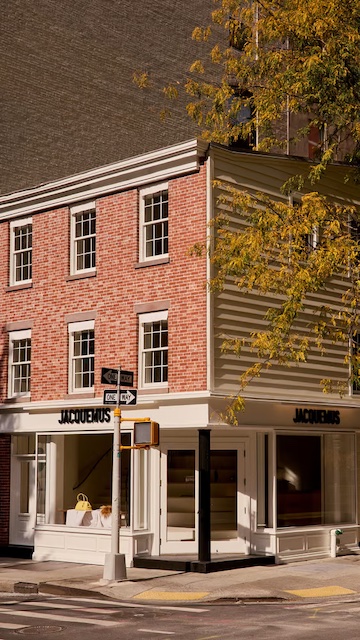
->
2 396 360 566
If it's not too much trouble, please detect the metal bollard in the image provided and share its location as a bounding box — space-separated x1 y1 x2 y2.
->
330 529 343 557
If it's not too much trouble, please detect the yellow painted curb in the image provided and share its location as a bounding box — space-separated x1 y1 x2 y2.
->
133 590 209 601
286 585 356 598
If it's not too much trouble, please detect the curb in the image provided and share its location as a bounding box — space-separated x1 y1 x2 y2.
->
39 582 109 599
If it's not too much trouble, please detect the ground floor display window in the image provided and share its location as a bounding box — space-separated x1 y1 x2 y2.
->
277 433 356 527
34 432 131 527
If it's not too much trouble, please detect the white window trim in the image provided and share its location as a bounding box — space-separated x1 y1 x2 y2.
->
68 319 95 394
8 329 31 398
10 217 32 286
139 182 169 263
70 201 96 276
139 310 168 389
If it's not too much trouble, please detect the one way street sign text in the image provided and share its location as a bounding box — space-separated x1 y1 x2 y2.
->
101 367 134 387
103 389 137 406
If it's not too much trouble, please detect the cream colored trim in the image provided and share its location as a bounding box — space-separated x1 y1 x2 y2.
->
9 216 33 286
0 139 210 221
70 201 95 214
67 319 95 333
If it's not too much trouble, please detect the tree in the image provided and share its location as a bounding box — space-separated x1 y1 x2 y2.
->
136 1 360 418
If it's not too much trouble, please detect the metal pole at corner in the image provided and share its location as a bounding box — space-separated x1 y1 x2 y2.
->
103 365 127 581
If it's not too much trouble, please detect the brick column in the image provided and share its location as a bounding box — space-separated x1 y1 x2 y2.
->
0 434 11 545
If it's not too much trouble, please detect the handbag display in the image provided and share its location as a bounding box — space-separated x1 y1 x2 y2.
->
75 493 92 511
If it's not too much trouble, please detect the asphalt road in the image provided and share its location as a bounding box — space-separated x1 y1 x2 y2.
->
1 593 360 639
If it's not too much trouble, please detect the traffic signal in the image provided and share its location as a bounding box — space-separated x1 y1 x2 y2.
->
134 421 160 447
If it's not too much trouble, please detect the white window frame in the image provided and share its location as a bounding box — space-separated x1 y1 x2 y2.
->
10 217 33 286
70 201 96 276
139 310 168 388
68 320 95 394
139 183 169 262
8 329 31 398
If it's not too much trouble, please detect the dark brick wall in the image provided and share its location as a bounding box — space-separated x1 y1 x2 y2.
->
1 0 217 194
0 434 11 545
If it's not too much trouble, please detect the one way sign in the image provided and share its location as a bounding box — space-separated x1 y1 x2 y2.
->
103 389 137 406
101 367 134 387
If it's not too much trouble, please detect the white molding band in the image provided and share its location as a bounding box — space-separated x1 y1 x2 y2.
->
0 139 209 221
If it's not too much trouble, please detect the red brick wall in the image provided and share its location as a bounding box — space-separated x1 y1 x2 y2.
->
0 434 11 545
0 165 208 402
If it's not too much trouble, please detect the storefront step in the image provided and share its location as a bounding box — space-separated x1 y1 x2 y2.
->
133 554 275 573
0 545 34 559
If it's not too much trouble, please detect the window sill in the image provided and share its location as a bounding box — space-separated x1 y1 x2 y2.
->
6 282 33 292
66 270 97 282
139 387 169 395
135 257 170 269
64 392 95 400
4 395 31 403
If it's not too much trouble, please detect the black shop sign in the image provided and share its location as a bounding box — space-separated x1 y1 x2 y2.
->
58 408 111 425
293 408 340 425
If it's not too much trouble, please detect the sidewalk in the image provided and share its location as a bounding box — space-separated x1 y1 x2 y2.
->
2 555 360 604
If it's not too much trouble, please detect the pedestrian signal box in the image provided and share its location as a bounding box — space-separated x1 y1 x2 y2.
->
134 421 159 447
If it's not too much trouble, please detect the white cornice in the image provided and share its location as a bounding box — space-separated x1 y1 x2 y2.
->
0 138 209 221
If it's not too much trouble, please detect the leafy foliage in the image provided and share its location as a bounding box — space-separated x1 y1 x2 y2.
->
187 0 360 171
135 1 360 416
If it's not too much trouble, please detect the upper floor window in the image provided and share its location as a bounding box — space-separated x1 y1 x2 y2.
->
140 184 168 262
8 329 31 398
68 320 94 393
10 218 32 285
139 311 168 387
70 202 96 275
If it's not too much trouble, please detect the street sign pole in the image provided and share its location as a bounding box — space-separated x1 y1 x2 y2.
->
103 365 127 581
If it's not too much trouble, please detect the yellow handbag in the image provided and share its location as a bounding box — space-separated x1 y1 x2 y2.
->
75 493 92 511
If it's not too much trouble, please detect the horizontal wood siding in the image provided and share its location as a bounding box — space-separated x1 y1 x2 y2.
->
211 147 360 401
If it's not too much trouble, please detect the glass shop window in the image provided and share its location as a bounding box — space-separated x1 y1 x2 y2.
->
277 434 355 527
35 432 132 527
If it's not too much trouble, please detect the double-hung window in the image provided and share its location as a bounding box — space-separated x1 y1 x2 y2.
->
139 311 168 387
10 218 32 285
140 184 168 262
8 330 31 398
68 320 95 393
70 202 96 275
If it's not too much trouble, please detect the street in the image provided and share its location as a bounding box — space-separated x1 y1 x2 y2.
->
1 593 360 639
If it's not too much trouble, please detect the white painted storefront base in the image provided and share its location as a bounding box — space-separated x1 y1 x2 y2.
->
253 527 360 563
33 526 152 567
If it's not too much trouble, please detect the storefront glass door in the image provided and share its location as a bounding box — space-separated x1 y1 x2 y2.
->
160 441 249 555
9 435 37 546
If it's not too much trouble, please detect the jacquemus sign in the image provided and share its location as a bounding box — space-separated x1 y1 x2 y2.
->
293 408 340 425
58 408 111 424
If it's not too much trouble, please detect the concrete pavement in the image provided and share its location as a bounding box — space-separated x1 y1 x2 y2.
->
2 555 360 604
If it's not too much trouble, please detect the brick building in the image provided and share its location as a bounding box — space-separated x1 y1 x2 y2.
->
1 139 360 566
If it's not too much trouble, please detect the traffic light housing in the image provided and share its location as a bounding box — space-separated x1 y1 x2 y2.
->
134 421 159 447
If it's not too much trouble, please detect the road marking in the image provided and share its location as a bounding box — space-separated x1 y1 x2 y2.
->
71 596 209 613
138 630 175 635
133 591 209 601
285 586 356 598
0 607 119 627
23 601 119 614
0 622 28 629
